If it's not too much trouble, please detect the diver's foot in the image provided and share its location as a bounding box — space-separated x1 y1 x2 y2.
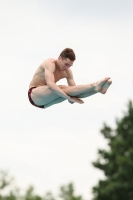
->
101 78 112 94
95 77 110 93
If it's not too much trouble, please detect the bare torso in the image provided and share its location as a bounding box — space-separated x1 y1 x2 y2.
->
29 58 68 88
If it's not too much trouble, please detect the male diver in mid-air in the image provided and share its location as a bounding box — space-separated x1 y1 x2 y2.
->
28 48 112 109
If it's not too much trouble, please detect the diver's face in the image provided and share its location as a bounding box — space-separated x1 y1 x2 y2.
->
59 57 73 71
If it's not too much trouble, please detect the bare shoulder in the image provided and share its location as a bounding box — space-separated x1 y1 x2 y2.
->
40 58 56 72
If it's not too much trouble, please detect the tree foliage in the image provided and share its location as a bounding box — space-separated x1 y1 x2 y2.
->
0 170 14 191
0 171 83 200
59 183 83 200
92 100 133 200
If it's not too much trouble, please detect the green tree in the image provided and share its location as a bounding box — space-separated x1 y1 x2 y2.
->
0 170 14 192
24 185 42 200
43 192 55 200
0 170 84 200
59 183 83 200
92 100 133 200
0 170 18 200
2 191 17 200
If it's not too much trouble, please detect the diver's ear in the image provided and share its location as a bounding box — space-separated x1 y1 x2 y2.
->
58 56 62 61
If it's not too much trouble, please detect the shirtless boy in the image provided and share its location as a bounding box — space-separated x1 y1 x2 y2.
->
28 48 112 109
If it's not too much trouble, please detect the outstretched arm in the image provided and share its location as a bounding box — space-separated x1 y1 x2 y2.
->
45 64 81 104
66 69 76 86
66 69 84 104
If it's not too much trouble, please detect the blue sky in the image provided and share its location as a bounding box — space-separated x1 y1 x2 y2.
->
0 0 133 199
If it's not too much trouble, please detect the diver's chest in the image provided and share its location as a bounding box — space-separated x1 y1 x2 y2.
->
54 71 67 82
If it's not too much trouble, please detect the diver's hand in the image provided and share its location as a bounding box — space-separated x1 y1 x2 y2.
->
68 97 84 104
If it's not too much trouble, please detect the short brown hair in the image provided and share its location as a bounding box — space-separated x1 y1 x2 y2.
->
59 48 76 61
